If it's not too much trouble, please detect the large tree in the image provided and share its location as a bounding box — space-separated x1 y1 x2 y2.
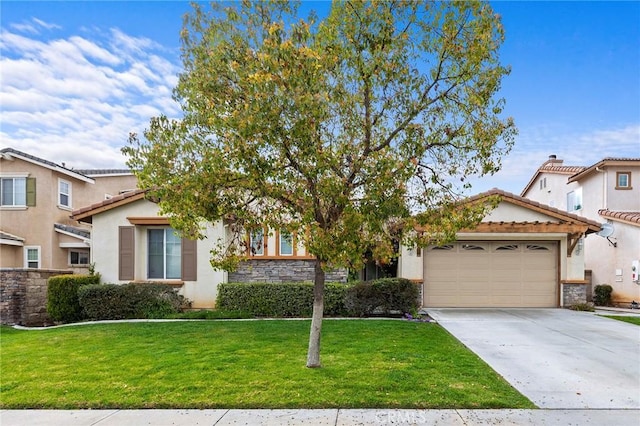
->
124 0 515 367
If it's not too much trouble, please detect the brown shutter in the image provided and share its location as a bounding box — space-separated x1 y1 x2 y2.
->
181 237 197 281
119 226 135 281
26 177 36 206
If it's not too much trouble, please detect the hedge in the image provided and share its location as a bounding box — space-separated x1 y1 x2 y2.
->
78 283 191 320
217 278 420 318
344 278 420 317
216 282 351 317
47 274 100 323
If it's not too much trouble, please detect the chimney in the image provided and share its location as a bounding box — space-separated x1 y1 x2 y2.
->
545 154 563 166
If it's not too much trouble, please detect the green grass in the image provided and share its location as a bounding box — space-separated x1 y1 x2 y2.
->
602 315 640 326
0 320 533 409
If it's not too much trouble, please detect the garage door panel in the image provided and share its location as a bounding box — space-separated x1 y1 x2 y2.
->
424 241 557 308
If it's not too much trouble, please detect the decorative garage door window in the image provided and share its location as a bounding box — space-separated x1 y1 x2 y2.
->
461 244 485 251
495 244 519 251
430 245 454 250
430 242 554 253
526 244 551 251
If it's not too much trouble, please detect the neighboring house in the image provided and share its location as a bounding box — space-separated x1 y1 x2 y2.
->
73 187 599 309
70 190 348 308
0 148 137 271
399 188 601 308
522 156 640 305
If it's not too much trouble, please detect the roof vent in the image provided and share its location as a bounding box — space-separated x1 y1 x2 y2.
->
549 155 557 160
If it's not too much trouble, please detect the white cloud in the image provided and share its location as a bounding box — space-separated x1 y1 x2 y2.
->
32 18 62 31
8 18 61 35
466 123 640 195
0 21 182 170
9 22 39 35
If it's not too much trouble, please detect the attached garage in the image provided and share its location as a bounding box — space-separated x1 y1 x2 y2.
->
424 241 558 307
403 189 603 308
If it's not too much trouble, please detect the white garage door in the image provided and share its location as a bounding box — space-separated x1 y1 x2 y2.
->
423 241 558 308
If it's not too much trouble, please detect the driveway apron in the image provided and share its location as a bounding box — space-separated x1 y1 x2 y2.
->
427 308 640 409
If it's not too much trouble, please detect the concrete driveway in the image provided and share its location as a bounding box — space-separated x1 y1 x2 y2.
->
427 308 640 409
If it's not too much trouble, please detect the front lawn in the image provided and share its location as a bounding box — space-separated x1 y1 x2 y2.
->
0 320 533 409
602 315 640 326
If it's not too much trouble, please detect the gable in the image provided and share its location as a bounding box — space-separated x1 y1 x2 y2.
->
458 188 601 236
484 201 559 223
93 197 161 226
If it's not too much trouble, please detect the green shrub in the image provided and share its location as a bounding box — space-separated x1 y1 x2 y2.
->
569 302 595 312
345 278 420 317
216 282 351 317
78 283 191 320
593 284 613 306
47 274 100 323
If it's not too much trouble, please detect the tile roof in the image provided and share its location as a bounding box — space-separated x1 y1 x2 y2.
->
0 147 94 183
469 188 602 232
568 158 640 183
538 164 586 174
0 230 25 242
76 169 133 176
598 210 640 227
54 223 91 239
71 189 148 223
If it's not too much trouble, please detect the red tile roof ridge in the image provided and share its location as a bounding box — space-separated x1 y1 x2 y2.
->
72 188 147 217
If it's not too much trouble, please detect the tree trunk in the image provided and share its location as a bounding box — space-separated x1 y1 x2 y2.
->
306 259 325 368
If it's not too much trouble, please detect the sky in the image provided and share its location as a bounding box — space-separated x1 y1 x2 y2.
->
1 1 639 196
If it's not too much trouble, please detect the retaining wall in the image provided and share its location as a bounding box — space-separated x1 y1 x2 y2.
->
0 268 72 326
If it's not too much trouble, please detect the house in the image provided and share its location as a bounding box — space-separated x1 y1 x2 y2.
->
0 147 137 271
522 156 640 305
73 186 599 309
399 188 602 308
70 190 348 308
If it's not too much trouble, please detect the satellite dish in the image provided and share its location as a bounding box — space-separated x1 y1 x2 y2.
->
597 223 614 237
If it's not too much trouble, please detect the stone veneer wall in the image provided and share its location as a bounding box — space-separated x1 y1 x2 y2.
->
228 259 347 283
0 269 73 326
563 283 588 307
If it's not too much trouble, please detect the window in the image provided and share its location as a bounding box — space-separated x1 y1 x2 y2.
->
616 172 631 190
539 177 547 190
24 246 40 268
249 229 265 256
1 177 26 206
58 179 71 208
431 245 454 251
279 230 293 256
567 188 582 212
148 228 181 279
70 250 89 265
461 244 485 251
526 244 550 251
495 244 519 251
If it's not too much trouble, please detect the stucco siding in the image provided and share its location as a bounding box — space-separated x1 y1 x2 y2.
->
91 198 226 308
586 222 640 304
398 244 423 281
1 156 135 270
484 202 559 223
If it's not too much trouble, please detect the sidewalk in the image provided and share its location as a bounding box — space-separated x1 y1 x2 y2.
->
2 409 640 426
